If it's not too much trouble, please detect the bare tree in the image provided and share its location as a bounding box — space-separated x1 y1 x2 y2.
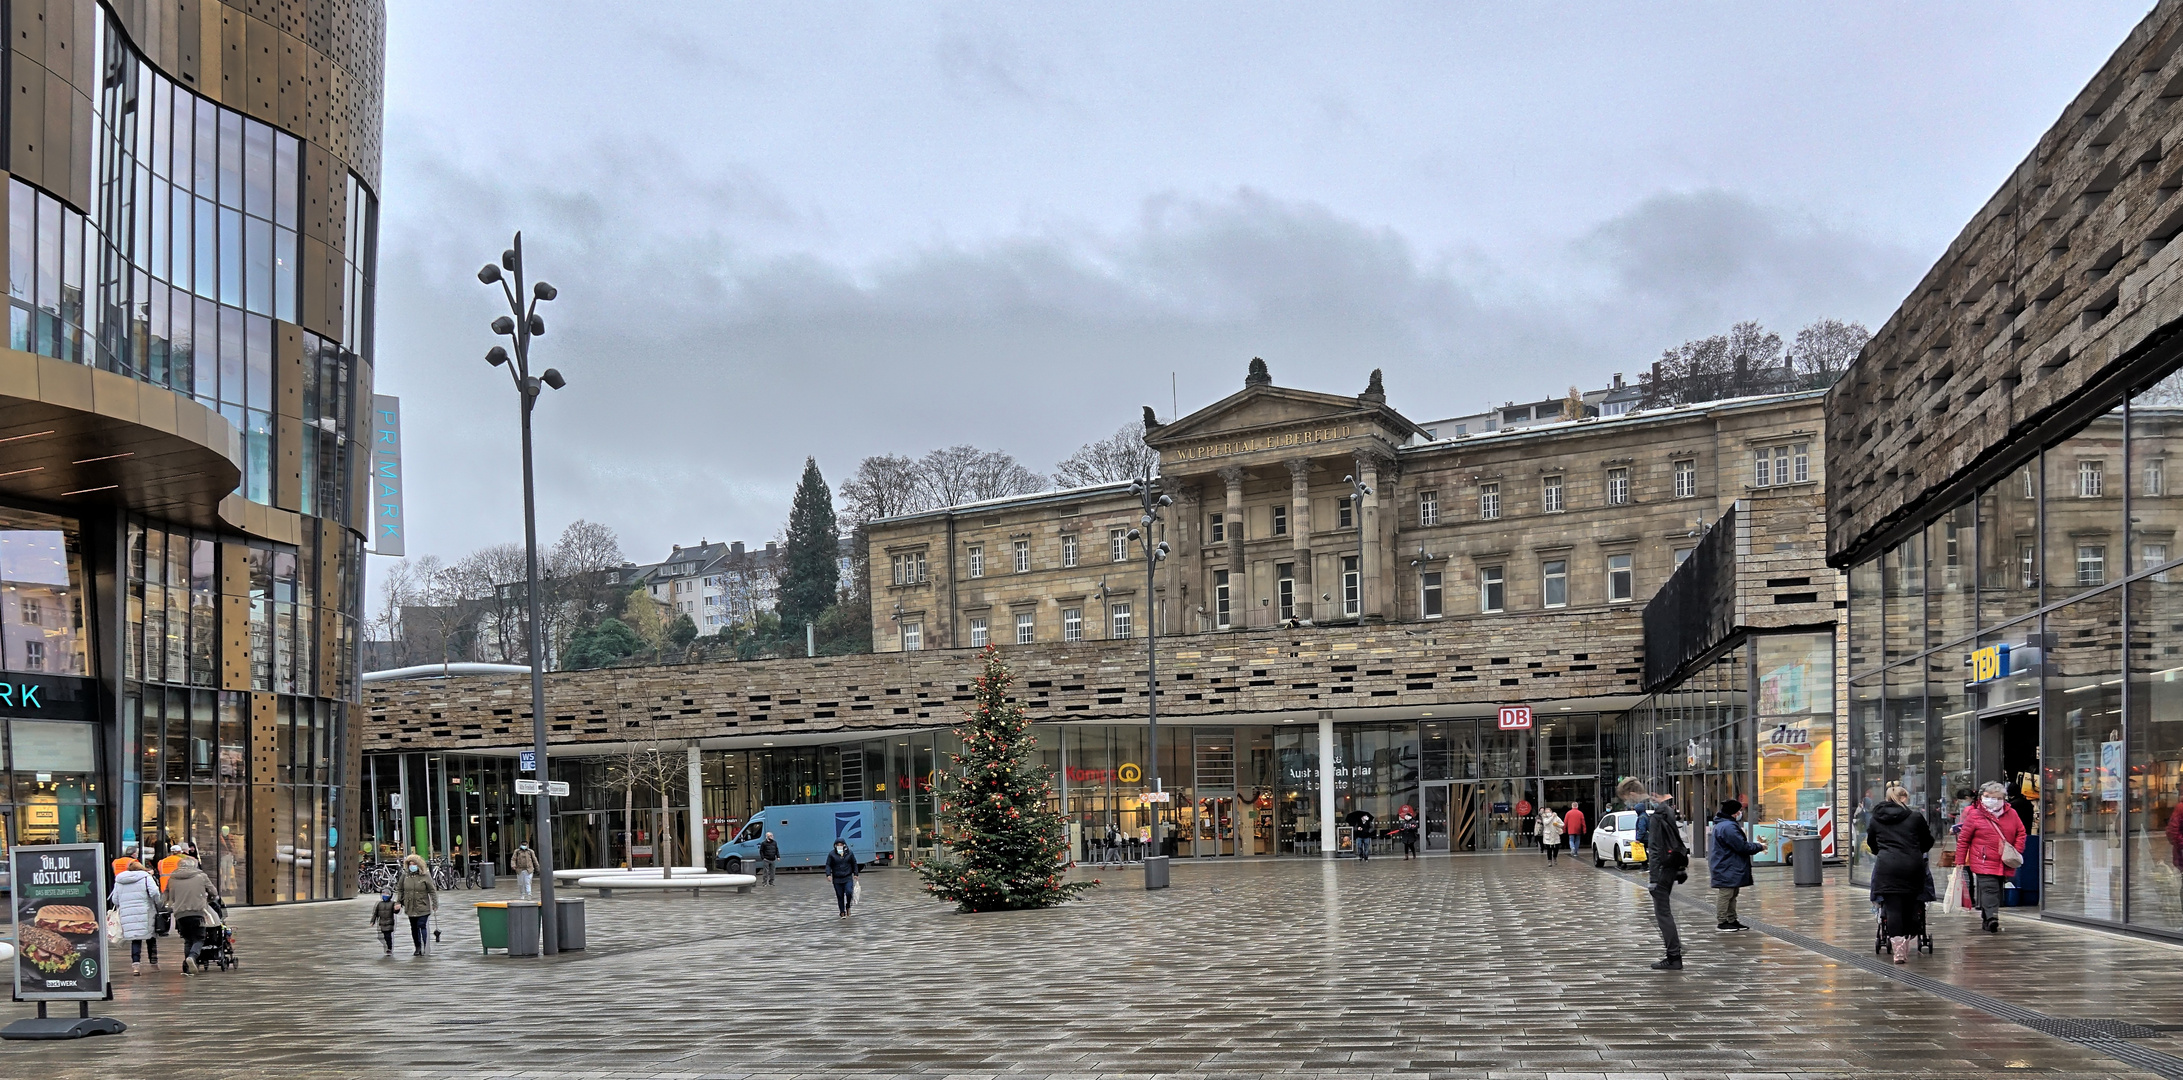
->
371 559 420 670
545 519 627 664
1053 424 1160 487
453 543 527 662
631 740 692 877
918 445 1046 507
840 454 930 525
1787 318 1871 383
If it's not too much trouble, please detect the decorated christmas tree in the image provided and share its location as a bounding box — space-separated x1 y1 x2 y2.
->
918 646 1096 912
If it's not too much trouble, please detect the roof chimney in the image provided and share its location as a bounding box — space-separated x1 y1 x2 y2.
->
731 541 745 557
765 541 777 553
1612 373 1624 389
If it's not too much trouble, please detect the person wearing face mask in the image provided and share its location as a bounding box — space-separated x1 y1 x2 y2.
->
510 843 539 900
1955 780 2027 933
824 840 861 917
394 853 440 954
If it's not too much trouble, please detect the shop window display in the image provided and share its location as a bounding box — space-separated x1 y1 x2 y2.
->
2042 590 2125 923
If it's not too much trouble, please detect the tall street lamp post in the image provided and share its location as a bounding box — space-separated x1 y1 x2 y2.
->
1125 475 1172 889
478 232 565 954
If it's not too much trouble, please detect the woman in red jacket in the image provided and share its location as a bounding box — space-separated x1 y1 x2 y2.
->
1956 780 2028 933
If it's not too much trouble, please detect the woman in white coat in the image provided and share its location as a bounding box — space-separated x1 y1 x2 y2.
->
111 858 163 975
1538 805 1567 865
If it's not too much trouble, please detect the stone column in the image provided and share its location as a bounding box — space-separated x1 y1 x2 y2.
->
1218 465 1247 626
1318 715 1338 858
1355 452 1384 620
1285 458 1315 622
687 745 705 869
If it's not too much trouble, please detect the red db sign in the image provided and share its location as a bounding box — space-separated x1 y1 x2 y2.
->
1498 706 1533 730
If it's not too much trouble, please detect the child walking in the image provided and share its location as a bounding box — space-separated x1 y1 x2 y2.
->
371 892 398 956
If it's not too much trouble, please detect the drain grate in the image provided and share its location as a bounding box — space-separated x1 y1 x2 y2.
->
1598 865 2183 1080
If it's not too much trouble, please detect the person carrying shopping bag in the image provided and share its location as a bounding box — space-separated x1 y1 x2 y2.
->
1955 781 2027 934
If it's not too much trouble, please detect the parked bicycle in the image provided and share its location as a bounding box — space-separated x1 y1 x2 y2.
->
356 862 398 896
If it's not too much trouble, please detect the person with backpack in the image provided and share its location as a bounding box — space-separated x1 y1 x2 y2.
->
1956 780 2027 934
1708 801 1764 933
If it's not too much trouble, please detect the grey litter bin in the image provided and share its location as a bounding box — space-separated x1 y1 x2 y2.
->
1792 835 1824 887
1143 855 1170 891
472 862 495 890
555 897 586 951
505 901 542 956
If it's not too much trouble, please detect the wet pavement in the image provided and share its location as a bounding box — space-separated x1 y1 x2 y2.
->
1 851 2178 1079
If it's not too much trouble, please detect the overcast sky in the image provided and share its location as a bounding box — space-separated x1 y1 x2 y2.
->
372 2 2153 577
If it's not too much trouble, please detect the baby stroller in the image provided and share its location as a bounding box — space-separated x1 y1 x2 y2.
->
1871 868 1936 956
190 898 238 972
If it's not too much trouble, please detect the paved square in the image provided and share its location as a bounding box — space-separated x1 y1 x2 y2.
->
3 854 2179 1079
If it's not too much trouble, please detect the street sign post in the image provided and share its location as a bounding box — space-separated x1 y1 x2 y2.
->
1498 706 1533 730
516 779 571 797
516 779 541 796
519 750 537 773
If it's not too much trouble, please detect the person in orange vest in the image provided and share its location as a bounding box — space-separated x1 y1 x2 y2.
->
158 843 194 892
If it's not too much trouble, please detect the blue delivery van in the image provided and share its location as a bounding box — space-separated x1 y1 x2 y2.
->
717 800 895 872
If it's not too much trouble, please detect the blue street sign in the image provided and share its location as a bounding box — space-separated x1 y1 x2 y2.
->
520 751 537 773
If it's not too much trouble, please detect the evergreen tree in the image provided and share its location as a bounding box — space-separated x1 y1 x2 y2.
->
778 457 843 643
562 617 644 670
918 646 1095 912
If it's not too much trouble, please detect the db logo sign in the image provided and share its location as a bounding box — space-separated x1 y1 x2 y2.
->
1498 706 1533 730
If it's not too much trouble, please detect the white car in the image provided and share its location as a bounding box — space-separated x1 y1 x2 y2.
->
1592 810 1646 869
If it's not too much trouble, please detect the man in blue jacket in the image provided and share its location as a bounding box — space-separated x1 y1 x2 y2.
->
1708 800 1765 933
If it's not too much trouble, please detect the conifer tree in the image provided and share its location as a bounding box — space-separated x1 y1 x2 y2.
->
778 457 842 643
918 646 1095 912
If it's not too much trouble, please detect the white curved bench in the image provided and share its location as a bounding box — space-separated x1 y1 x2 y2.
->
551 866 707 883
575 872 757 897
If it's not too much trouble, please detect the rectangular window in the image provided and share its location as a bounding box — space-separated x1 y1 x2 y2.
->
968 617 988 648
1607 553 1634 602
1063 607 1083 642
1062 534 1079 568
1341 557 1361 617
20 598 40 626
968 545 984 579
1015 611 1035 644
1479 565 1505 613
1673 460 1696 499
1754 443 1811 487
2080 460 2104 498
2020 542 2037 589
1478 483 1500 520
1673 547 1694 568
1210 514 1225 543
1272 505 1288 535
1110 603 1133 640
1014 540 1030 574
1543 475 1563 513
1110 528 1128 562
1542 560 1568 608
1277 564 1295 621
2149 458 2167 498
902 622 923 652
1421 571 1443 617
1418 491 1439 527
1606 468 1630 506
1215 570 1232 628
1337 497 1354 529
2077 544 2107 587
2150 544 2172 584
24 639 44 671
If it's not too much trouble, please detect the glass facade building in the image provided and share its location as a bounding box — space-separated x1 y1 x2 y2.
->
1844 370 2183 934
0 1 383 904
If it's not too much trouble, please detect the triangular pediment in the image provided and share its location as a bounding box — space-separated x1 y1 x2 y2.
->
1147 384 1422 447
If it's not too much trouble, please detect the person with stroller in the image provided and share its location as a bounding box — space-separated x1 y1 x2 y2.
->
160 852 219 975
111 858 163 975
1867 782 1934 964
395 853 439 955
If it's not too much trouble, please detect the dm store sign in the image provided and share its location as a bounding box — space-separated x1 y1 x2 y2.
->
10 844 109 1000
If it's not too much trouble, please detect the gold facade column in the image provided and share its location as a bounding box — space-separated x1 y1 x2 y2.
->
1218 465 1247 626
1286 458 1315 622
1355 452 1384 620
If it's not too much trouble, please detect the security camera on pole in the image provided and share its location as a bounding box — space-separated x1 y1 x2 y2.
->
1125 474 1173 890
477 233 566 955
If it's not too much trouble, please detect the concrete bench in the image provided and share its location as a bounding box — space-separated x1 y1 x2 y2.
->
551 866 707 884
574 873 757 897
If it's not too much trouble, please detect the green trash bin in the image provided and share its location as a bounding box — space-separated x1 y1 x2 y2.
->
475 901 510 954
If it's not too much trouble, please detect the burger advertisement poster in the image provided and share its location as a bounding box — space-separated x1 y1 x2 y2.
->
10 844 108 1000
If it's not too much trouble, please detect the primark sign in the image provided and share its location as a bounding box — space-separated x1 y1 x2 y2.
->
0 676 91 721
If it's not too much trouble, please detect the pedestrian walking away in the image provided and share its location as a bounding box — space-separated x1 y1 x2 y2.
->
1955 780 2027 934
1708 800 1763 932
110 858 163 975
510 842 539 901
1538 804 1566 864
395 853 440 954
160 854 218 975
1563 803 1586 856
1867 783 1935 963
370 892 399 956
1620 780 1688 970
825 840 861 917
759 832 781 886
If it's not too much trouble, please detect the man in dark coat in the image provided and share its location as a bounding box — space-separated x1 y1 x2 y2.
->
1708 800 1764 932
758 832 781 886
824 840 860 917
1621 780 1688 970
1347 809 1377 860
